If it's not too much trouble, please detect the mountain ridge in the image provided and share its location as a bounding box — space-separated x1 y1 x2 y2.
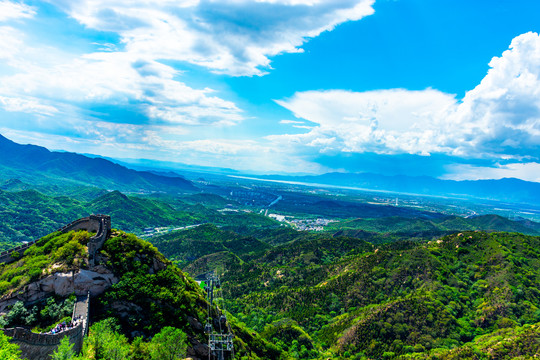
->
258 171 540 205
0 134 196 193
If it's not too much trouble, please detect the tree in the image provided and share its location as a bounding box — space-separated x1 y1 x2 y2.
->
0 332 21 360
149 327 188 360
83 318 130 360
5 301 30 327
51 336 75 360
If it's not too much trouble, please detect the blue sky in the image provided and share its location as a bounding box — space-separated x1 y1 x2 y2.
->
1 0 540 181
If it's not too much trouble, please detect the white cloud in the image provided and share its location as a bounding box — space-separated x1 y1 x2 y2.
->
0 0 376 132
49 0 375 76
442 162 540 183
273 88 457 155
450 31 540 159
273 32 540 163
0 95 58 116
0 47 244 126
0 1 35 21
0 26 24 61
280 119 305 124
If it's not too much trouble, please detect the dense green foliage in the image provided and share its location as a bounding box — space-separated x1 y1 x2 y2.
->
0 297 74 332
3 175 540 359
0 187 281 246
0 189 87 243
87 190 213 232
51 336 77 360
0 332 21 360
328 214 540 237
151 224 271 266
179 230 540 359
0 231 90 295
0 227 284 360
92 230 283 359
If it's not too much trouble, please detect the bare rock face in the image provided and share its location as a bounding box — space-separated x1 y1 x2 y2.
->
74 268 118 296
38 268 118 297
0 266 118 314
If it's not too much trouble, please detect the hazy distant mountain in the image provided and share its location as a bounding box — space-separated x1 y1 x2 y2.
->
0 134 196 193
262 172 540 205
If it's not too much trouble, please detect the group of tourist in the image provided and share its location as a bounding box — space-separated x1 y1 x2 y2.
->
47 316 81 334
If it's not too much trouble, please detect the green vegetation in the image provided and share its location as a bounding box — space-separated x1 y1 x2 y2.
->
0 227 284 359
327 214 540 237
87 190 212 232
0 297 74 332
0 187 281 246
3 178 540 359
422 322 540 359
148 326 188 360
51 336 77 360
0 332 21 360
215 231 540 359
0 231 90 295
179 193 239 209
150 224 270 267
0 189 87 243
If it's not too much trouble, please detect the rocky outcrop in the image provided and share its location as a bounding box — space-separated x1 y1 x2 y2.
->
0 266 117 315
0 216 111 359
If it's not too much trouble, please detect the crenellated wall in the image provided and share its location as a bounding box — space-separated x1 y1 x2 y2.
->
3 324 83 360
2 286 91 359
0 214 111 265
0 216 109 359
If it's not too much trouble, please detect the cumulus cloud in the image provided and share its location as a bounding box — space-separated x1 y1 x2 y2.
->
273 32 540 165
0 0 375 131
49 0 375 76
0 0 379 174
0 40 243 127
273 88 457 155
0 1 35 21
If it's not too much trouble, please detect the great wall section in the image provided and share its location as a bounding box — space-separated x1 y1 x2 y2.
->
0 215 111 360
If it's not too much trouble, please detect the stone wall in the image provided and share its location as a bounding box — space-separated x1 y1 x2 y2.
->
0 214 111 265
2 292 90 360
0 216 110 359
0 241 38 264
4 325 83 360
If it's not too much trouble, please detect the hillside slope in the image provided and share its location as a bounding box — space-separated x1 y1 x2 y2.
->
0 134 196 193
0 227 283 360
182 230 540 359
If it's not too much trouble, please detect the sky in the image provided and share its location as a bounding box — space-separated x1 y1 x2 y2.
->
1 0 540 181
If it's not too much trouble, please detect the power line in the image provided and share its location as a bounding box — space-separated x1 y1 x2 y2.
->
203 271 235 360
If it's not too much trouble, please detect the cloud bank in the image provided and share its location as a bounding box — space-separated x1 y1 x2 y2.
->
0 0 375 172
50 0 375 76
273 32 540 176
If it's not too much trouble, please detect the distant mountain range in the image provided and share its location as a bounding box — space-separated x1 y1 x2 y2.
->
0 134 196 193
260 172 540 205
2 133 539 205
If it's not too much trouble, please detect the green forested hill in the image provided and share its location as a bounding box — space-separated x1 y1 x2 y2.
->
150 224 271 267
0 228 284 360
0 134 197 193
0 189 87 246
0 187 282 249
328 214 540 238
179 230 540 359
